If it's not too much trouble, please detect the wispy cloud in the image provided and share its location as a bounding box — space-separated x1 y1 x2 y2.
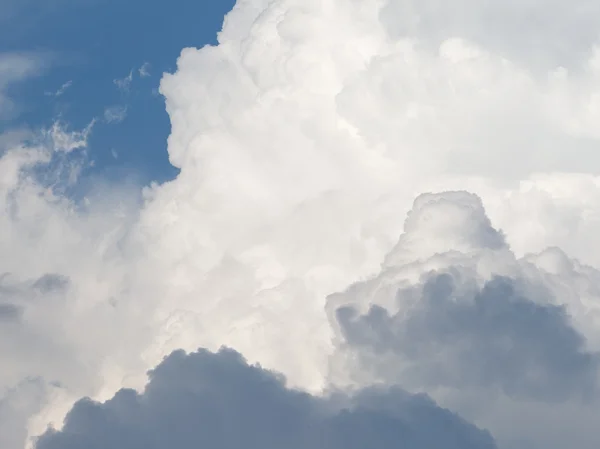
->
103 105 127 124
0 52 47 120
138 62 150 77
46 119 94 153
44 80 72 97
113 70 133 92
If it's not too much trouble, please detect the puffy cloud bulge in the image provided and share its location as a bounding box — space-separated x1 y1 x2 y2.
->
4 0 600 448
36 348 497 449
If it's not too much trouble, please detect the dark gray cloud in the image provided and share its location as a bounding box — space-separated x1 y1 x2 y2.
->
336 273 598 402
31 274 69 294
0 303 22 321
35 347 496 449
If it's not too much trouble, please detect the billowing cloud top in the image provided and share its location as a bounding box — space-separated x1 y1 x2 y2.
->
4 1 600 449
328 192 600 448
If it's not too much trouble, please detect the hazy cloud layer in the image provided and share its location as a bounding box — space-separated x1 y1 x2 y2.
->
0 53 47 120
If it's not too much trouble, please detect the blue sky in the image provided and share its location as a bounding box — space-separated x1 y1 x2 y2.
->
0 0 235 187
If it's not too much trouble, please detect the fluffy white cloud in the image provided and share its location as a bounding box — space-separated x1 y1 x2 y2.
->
143 0 600 392
3 1 600 448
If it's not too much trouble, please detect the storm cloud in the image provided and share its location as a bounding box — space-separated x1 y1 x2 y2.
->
35 347 497 449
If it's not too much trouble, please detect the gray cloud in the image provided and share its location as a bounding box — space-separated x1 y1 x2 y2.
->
35 347 497 449
336 273 598 402
0 303 22 321
0 273 69 319
31 274 69 294
325 191 600 448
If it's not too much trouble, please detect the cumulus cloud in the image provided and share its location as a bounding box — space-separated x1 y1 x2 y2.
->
6 1 600 449
327 192 600 449
35 347 497 449
336 274 598 401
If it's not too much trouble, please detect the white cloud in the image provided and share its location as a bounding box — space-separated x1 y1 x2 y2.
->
103 105 127 124
138 62 150 78
46 120 93 153
0 124 142 449
4 1 600 449
113 70 133 92
44 80 71 98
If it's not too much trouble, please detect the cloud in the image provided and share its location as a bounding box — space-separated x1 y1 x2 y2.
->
327 191 600 449
46 121 93 153
35 347 497 449
379 0 600 73
44 80 71 97
0 379 46 449
336 274 598 401
103 105 127 124
0 272 71 448
138 62 150 78
138 0 600 400
0 53 46 120
0 273 68 322
113 70 133 92
6 1 600 449
0 129 33 154
0 124 144 449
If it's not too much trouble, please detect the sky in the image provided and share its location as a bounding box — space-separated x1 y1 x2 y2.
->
0 0 235 186
5 1 600 449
